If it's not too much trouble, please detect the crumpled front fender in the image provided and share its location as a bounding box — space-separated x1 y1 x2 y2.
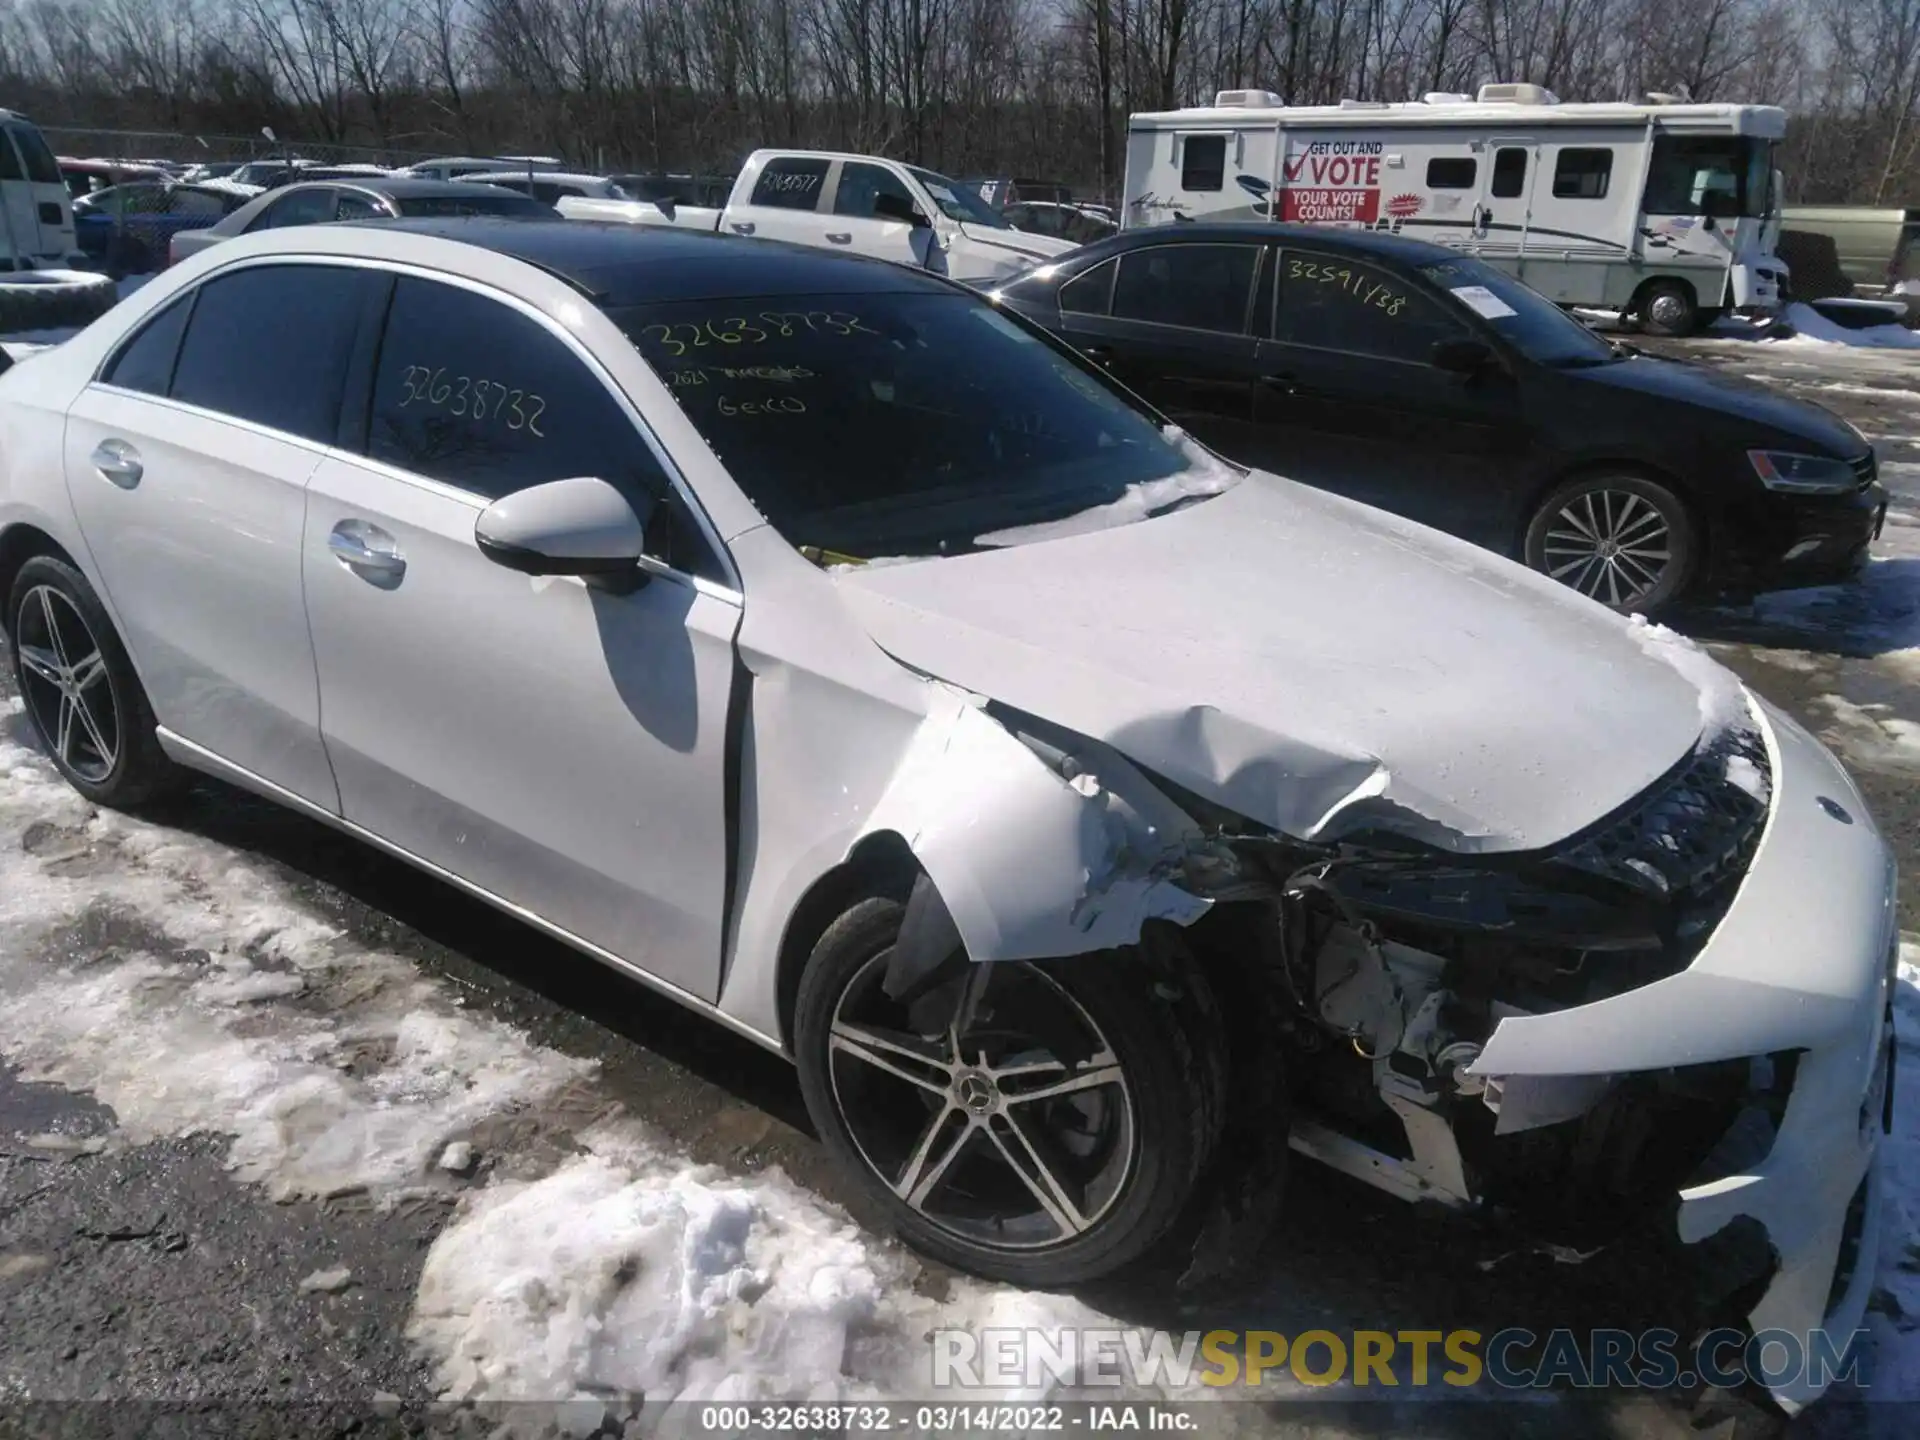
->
859 686 1213 965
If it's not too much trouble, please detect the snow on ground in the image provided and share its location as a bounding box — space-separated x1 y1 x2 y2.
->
0 699 1140 1416
1764 302 1920 352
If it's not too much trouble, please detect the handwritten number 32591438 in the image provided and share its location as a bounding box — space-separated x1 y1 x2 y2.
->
396 365 546 436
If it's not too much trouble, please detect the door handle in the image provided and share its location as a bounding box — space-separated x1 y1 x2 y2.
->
90 439 142 489
328 520 406 584
729 221 756 235
1079 343 1115 365
1260 373 1297 393
825 232 852 244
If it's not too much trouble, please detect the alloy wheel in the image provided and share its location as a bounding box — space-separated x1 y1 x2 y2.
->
1646 291 1692 330
827 954 1137 1250
15 584 119 783
1540 487 1674 609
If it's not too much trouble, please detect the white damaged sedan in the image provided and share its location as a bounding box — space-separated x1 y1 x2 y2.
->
0 219 1895 1410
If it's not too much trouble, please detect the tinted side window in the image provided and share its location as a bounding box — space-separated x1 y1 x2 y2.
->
1427 157 1477 189
1181 135 1227 192
834 161 916 219
251 188 337 231
1059 259 1116 314
367 277 672 514
102 295 192 396
1553 148 1612 199
1274 252 1462 359
749 157 828 211
335 191 385 220
170 265 365 441
1112 244 1257 332
0 137 19 182
1491 148 1528 198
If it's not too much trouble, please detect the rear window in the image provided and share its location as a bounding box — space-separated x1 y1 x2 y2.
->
617 291 1236 561
393 192 551 217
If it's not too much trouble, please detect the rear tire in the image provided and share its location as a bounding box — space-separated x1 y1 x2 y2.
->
794 896 1224 1286
7 555 186 808
1524 473 1696 613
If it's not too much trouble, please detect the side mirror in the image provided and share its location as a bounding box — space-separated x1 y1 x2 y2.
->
653 196 677 222
475 477 649 591
874 193 930 228
1431 338 1494 374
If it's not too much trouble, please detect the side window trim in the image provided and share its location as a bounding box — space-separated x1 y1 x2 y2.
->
352 261 741 597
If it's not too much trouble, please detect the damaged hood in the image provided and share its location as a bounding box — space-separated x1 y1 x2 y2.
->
834 475 1712 853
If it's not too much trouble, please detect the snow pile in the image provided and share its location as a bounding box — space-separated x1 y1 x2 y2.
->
1808 694 1920 776
1625 614 1753 738
1768 302 1920 351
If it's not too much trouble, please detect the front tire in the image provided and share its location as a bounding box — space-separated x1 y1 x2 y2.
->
1635 279 1700 337
794 897 1223 1286
7 555 185 807
1523 474 1696 613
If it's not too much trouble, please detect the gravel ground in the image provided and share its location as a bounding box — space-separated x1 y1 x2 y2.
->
1 325 1917 1440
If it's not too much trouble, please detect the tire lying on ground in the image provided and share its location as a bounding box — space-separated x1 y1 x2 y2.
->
0 269 118 335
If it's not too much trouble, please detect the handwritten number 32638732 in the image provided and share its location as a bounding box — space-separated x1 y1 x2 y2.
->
397 365 546 436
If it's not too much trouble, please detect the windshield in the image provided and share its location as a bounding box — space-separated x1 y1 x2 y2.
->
907 167 1010 229
394 191 552 217
1420 257 1616 367
1643 135 1773 219
616 291 1236 562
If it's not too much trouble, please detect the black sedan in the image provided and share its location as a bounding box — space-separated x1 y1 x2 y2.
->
990 225 1886 610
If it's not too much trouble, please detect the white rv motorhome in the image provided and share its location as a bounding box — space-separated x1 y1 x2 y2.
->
1124 83 1787 335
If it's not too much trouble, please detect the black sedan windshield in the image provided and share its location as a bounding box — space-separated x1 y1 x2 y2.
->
1420 257 1616 368
617 292 1235 561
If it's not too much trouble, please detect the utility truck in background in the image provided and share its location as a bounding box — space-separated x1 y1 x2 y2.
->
587 148 1076 285
1123 83 1789 335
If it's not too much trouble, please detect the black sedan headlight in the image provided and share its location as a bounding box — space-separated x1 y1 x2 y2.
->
1747 449 1861 495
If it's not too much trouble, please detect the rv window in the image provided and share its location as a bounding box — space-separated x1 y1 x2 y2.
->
1113 244 1258 332
1060 259 1117 315
1427 158 1477 189
1491 148 1528 198
1643 135 1768 218
1181 135 1227 192
1553 148 1612 200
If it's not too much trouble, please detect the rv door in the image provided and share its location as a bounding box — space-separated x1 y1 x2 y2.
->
1476 137 1539 278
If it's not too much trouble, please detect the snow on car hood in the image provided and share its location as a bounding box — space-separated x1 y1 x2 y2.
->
957 223 1077 261
835 474 1711 854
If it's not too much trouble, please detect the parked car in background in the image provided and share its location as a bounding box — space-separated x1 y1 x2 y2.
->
1780 205 1920 295
400 155 565 182
0 217 1893 1417
57 158 173 202
612 148 1075 285
613 172 734 209
73 181 256 274
992 223 1884 610
168 179 553 266
966 176 1075 208
465 170 633 210
179 161 244 183
1002 200 1118 246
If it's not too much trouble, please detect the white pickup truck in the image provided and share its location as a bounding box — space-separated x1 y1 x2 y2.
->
564 149 1077 285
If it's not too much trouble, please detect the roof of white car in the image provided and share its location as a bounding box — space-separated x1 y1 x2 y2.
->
465 170 613 186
